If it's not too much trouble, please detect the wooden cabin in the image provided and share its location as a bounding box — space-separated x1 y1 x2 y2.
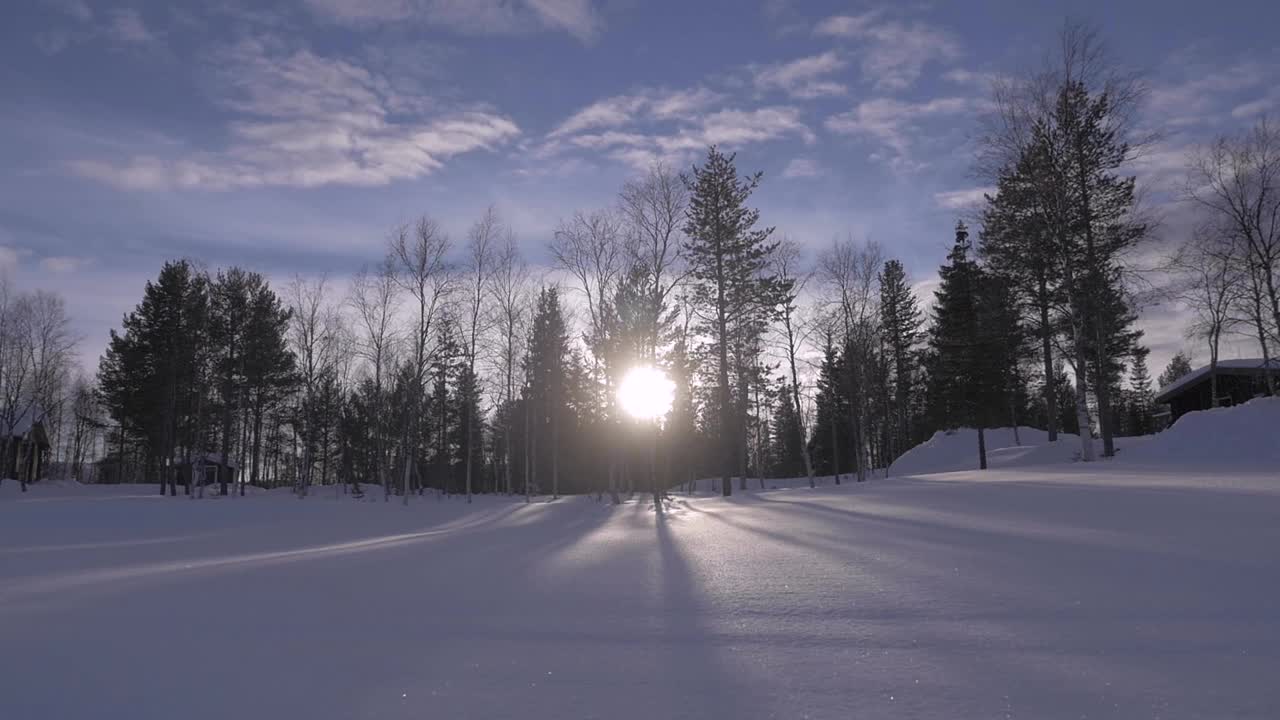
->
3 406 50 483
1154 358 1279 423
176 452 239 489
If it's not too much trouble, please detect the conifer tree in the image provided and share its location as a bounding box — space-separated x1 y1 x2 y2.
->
682 146 783 497
878 259 922 460
1157 351 1194 391
925 222 1018 469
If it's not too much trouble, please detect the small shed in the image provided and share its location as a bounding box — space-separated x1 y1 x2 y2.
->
3 405 50 482
1154 358 1279 423
176 452 239 489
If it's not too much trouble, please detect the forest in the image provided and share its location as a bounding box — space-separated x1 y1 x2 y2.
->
6 24 1278 499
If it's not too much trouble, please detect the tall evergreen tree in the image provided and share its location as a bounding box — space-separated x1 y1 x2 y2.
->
808 334 850 480
878 259 923 460
525 287 570 499
682 146 783 497
1126 348 1154 435
98 260 210 495
925 222 1018 469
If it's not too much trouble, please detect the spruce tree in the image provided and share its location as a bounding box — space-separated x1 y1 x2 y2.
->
808 336 850 481
878 259 922 460
1126 348 1153 435
682 146 783 497
1158 351 1194 391
925 222 1016 469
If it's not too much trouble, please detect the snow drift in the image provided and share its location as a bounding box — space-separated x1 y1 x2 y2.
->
888 426 1085 477
1119 396 1280 469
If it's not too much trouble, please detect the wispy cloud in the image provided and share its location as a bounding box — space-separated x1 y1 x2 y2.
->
71 38 521 190
826 96 977 170
541 91 813 171
40 256 91 273
782 157 822 178
301 0 603 42
752 51 848 99
815 10 961 89
934 186 994 210
548 87 723 138
1146 58 1278 127
107 8 156 45
41 0 92 22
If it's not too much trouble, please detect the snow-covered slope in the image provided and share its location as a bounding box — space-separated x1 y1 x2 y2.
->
888 426 1090 476
1119 396 1280 469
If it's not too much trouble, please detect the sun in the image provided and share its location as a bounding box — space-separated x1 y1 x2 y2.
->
617 366 675 421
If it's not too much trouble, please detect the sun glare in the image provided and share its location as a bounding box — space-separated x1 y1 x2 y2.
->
617 366 675 421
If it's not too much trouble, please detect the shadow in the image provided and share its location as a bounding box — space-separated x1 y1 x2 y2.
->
653 509 766 719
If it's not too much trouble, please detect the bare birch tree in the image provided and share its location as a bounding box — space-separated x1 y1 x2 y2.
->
771 239 816 487
390 216 453 505
489 229 530 495
550 209 625 501
1187 118 1280 354
817 237 882 482
457 207 502 502
1166 225 1243 406
349 258 400 500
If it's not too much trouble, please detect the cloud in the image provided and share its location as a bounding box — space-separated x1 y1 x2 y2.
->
1231 97 1276 119
301 0 603 42
650 87 723 120
548 87 723 137
1146 58 1277 127
782 158 822 178
71 39 521 190
541 92 813 171
752 51 848 99
549 95 650 137
40 256 90 273
107 8 156 45
933 186 994 210
943 68 996 89
42 0 92 22
826 96 976 169
815 10 961 89
0 246 21 273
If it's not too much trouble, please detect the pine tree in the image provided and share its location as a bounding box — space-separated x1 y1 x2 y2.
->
525 287 570 499
925 222 1019 469
808 335 850 480
769 379 806 478
980 135 1065 442
1157 351 1194 391
98 260 210 495
878 259 922 460
1126 347 1154 435
682 146 783 497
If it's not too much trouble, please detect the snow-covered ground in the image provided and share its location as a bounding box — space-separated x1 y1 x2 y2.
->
888 426 1155 476
3 401 1278 719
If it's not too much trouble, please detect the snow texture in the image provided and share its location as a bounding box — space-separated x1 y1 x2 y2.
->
1120 396 1280 468
2 400 1278 719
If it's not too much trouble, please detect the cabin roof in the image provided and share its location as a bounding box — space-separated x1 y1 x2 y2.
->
1154 358 1280 404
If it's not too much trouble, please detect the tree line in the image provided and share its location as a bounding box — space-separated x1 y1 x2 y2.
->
14 21 1274 496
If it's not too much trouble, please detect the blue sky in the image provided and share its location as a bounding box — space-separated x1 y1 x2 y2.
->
3 0 1279 375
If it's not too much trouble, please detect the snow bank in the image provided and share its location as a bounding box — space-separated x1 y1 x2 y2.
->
888 426 1083 476
1119 396 1280 469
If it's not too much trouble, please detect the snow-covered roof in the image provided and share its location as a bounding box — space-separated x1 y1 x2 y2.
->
1154 358 1280 403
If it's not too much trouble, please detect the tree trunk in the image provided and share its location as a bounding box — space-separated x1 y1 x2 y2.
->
1039 279 1058 442
977 425 988 470
1071 349 1095 462
830 416 841 485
